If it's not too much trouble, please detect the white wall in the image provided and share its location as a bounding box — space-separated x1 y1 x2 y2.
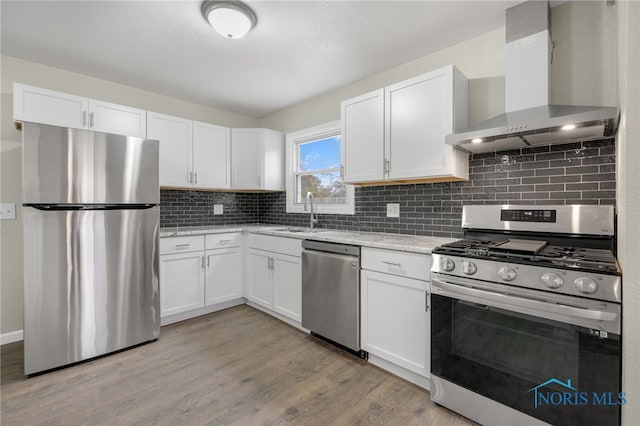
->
258 1 617 133
616 1 640 424
0 55 258 336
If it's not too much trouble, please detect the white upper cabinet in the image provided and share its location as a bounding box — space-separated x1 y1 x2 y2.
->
148 114 232 190
193 121 231 189
147 112 192 188
341 65 469 184
231 128 284 190
13 83 146 138
88 99 147 138
341 89 385 183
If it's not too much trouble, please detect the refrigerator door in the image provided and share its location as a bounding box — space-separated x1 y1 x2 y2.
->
22 123 159 205
23 206 160 374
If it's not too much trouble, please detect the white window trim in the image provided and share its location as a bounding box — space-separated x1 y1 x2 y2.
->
286 120 355 215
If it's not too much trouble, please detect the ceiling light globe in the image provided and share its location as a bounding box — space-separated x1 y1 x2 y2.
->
202 1 257 40
471 138 483 144
562 124 576 131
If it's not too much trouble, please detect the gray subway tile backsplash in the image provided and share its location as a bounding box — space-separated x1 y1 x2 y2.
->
161 138 616 239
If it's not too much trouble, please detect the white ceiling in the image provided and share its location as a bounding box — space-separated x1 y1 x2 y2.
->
1 1 521 118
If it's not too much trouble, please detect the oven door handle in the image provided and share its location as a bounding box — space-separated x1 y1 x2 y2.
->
431 275 620 334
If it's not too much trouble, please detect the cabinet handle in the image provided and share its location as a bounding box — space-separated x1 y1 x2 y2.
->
207 255 210 268
175 243 191 249
425 291 429 312
201 255 206 269
82 111 87 127
194 172 198 185
384 159 390 176
382 261 402 268
189 171 193 184
89 112 94 128
219 239 231 244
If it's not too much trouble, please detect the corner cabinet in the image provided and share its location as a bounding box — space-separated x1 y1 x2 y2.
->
246 234 302 323
341 65 469 185
360 247 431 388
148 112 231 190
160 233 243 325
13 83 146 137
231 128 285 190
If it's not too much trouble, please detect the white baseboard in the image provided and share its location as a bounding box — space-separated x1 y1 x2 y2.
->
161 298 245 326
368 353 430 391
1 329 24 345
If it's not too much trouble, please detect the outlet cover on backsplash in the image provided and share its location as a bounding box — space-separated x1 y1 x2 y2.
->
213 204 224 215
386 203 400 218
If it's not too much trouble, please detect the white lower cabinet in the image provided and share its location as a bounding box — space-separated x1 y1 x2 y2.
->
246 234 302 323
361 247 431 387
160 250 205 317
160 233 243 324
205 247 243 305
247 249 273 308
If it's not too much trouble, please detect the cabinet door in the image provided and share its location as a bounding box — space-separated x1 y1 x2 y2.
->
193 121 231 189
385 69 453 180
159 251 205 317
231 129 261 189
89 99 146 138
13 83 88 129
341 89 385 183
205 247 243 305
361 269 428 376
272 253 301 322
147 112 192 188
246 249 272 308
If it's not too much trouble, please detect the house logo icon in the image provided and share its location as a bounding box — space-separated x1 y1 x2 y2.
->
527 378 626 408
527 378 577 408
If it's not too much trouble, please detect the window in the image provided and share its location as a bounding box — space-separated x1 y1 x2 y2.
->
286 121 355 215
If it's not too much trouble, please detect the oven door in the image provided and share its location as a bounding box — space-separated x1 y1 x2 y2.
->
431 273 622 426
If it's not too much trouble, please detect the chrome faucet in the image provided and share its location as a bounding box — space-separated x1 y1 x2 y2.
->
306 191 319 229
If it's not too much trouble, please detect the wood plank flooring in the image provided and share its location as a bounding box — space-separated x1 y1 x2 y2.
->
1 305 472 425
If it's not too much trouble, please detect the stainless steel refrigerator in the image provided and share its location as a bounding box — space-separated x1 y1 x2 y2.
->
22 123 160 375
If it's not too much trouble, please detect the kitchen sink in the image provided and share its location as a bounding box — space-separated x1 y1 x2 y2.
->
283 227 327 233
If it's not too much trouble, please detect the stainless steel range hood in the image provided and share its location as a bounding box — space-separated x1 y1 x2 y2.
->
446 1 619 154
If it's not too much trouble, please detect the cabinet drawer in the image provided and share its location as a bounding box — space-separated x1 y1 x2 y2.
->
205 232 242 249
160 235 204 255
247 233 302 257
361 247 430 281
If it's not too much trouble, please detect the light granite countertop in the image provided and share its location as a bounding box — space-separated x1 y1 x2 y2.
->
160 224 456 254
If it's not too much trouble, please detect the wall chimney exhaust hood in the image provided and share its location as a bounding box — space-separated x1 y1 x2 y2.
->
446 0 619 154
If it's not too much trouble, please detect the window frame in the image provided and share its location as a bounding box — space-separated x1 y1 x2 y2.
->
286 120 355 215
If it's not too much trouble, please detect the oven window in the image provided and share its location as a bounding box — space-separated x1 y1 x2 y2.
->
431 294 621 426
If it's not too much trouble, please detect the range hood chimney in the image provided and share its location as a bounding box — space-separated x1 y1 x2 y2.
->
446 0 618 154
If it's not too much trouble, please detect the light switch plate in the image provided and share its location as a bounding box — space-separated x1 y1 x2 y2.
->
0 203 16 220
213 204 224 215
386 203 400 218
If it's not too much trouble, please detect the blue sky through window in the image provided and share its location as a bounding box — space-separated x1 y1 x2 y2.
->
299 136 341 172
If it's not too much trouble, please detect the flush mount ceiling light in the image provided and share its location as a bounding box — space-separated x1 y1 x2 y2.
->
561 124 577 131
202 0 257 39
471 138 483 144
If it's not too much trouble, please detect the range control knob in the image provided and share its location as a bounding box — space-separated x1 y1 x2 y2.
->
575 277 598 294
462 261 477 275
440 258 455 272
497 266 517 281
541 272 563 289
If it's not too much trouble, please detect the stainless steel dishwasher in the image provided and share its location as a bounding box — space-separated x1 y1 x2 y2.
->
301 240 365 358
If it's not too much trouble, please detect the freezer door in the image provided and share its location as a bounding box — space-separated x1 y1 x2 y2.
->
23 206 160 375
22 123 159 205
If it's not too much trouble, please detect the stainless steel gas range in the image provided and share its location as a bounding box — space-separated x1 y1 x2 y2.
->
430 205 622 426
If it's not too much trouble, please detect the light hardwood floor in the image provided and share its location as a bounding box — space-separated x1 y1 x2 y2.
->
1 305 472 425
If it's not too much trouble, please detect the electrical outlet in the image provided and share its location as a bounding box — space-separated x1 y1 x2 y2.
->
213 204 224 215
386 203 400 218
0 203 16 220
